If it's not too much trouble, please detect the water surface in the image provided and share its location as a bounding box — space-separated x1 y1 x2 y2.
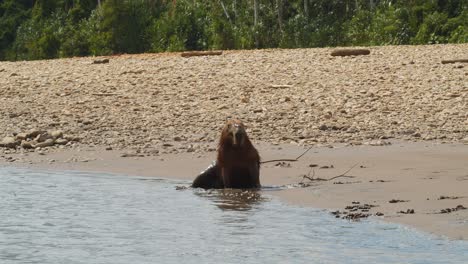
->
1 167 467 263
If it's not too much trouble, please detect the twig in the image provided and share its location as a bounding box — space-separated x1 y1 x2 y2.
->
270 84 293 89
260 146 313 164
300 163 358 184
92 93 119 96
300 168 318 183
326 163 359 181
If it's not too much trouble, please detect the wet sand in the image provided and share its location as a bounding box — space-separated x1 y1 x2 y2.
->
2 141 467 240
1 44 467 240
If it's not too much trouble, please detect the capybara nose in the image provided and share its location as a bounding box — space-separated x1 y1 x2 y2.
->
235 131 243 143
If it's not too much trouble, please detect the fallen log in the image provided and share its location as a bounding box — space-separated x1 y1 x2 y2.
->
441 59 468 64
331 49 370 57
92 58 109 64
181 51 223 58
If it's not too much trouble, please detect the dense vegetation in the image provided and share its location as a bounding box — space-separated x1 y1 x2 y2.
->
0 0 466 61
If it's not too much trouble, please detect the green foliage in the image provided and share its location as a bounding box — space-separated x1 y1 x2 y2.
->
0 0 466 61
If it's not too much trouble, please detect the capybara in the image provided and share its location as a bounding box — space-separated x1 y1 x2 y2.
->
192 119 261 189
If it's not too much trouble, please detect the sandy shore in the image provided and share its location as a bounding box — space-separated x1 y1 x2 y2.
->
1 44 467 240
2 141 467 240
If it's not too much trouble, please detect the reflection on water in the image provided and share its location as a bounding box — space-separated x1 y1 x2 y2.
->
1 167 468 264
195 189 266 211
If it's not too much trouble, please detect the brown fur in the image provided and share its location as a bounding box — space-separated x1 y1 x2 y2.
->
192 119 261 189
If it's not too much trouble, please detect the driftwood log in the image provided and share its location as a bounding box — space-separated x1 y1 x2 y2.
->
441 59 468 64
331 49 370 57
181 51 223 58
92 58 109 64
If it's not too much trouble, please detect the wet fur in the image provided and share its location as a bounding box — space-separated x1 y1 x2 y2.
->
192 120 261 189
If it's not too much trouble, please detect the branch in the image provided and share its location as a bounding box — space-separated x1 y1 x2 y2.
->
260 146 313 164
326 163 359 181
300 163 358 185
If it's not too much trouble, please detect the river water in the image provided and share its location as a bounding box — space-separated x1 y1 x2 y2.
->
1 167 467 263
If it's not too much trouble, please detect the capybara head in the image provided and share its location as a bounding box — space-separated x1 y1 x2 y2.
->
220 119 248 148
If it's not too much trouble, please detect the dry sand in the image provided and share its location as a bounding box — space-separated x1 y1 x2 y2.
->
1 44 467 240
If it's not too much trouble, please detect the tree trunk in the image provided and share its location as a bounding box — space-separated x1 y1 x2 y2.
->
254 0 259 27
254 0 259 48
277 0 283 31
304 0 308 18
233 0 237 23
219 0 232 23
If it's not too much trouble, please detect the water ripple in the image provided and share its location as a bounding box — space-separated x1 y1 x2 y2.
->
0 167 467 264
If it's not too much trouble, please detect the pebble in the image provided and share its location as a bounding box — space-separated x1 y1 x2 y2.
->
0 137 19 148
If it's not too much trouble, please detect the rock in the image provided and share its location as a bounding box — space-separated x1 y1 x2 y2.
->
0 137 19 148
64 135 81 142
20 141 34 149
15 133 28 141
366 140 391 146
398 209 415 214
318 124 328 131
27 129 45 139
34 139 55 148
49 130 64 139
34 133 52 143
121 153 144 158
55 138 69 145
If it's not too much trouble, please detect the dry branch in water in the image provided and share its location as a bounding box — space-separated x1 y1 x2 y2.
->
441 59 468 64
181 51 223 57
260 146 313 164
331 49 370 57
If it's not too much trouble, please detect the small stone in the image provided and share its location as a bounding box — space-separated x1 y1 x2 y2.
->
15 133 28 141
367 140 391 146
64 136 81 142
21 141 34 149
0 137 19 148
49 130 64 139
121 153 144 158
318 124 328 131
34 139 55 148
27 129 44 138
55 138 69 145
34 133 52 143
105 146 113 151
